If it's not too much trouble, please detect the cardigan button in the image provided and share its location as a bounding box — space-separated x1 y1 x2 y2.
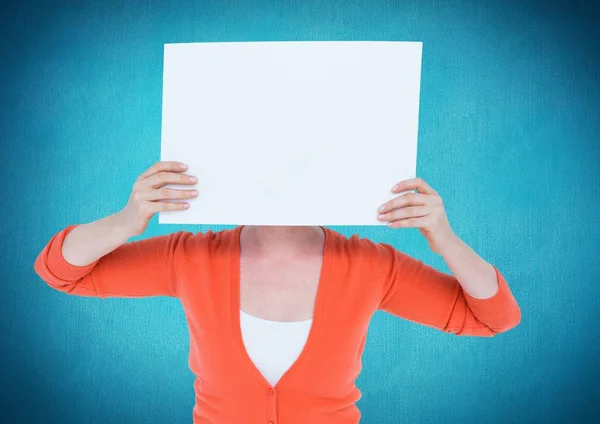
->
268 388 275 395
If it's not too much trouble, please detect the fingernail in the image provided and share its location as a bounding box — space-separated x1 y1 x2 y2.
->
392 184 399 191
189 176 197 182
180 163 188 169
378 205 385 212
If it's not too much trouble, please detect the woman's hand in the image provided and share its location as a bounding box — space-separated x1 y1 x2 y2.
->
376 177 456 254
115 161 198 237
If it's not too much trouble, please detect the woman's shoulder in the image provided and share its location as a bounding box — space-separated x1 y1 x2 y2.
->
160 227 225 265
334 229 397 254
326 228 402 273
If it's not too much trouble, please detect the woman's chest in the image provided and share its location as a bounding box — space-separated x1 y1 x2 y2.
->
177 240 383 394
239 253 324 322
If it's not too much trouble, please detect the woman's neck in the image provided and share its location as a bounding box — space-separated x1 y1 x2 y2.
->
240 225 324 258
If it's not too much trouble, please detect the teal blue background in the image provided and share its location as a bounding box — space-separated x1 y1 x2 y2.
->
2 0 599 422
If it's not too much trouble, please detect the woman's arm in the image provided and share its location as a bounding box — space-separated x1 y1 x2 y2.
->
374 177 521 336
33 218 194 298
33 160 200 299
61 212 135 267
374 241 521 337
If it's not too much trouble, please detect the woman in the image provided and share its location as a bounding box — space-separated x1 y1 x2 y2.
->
34 160 521 424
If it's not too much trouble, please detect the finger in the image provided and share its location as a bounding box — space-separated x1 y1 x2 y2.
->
138 161 188 181
378 205 430 222
387 216 428 228
139 171 197 190
378 192 431 213
140 187 199 201
391 177 437 196
148 200 190 212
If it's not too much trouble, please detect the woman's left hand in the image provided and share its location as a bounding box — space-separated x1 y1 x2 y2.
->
377 177 456 254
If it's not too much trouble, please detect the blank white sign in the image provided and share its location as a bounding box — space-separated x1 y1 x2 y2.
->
159 41 422 226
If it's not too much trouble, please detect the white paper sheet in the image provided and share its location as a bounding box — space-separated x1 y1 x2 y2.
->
159 41 422 226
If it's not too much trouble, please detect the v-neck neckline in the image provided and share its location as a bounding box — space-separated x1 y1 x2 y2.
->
229 224 333 390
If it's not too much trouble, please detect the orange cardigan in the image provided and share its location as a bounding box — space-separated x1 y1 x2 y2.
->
34 224 521 424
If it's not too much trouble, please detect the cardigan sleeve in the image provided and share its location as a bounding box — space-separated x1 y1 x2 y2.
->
373 242 521 337
33 224 194 299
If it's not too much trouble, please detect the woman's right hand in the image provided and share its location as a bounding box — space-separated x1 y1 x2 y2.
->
115 161 199 237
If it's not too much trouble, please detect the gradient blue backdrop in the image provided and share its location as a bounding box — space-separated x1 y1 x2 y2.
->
2 0 599 423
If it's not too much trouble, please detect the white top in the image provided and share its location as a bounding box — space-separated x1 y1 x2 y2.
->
240 309 313 387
